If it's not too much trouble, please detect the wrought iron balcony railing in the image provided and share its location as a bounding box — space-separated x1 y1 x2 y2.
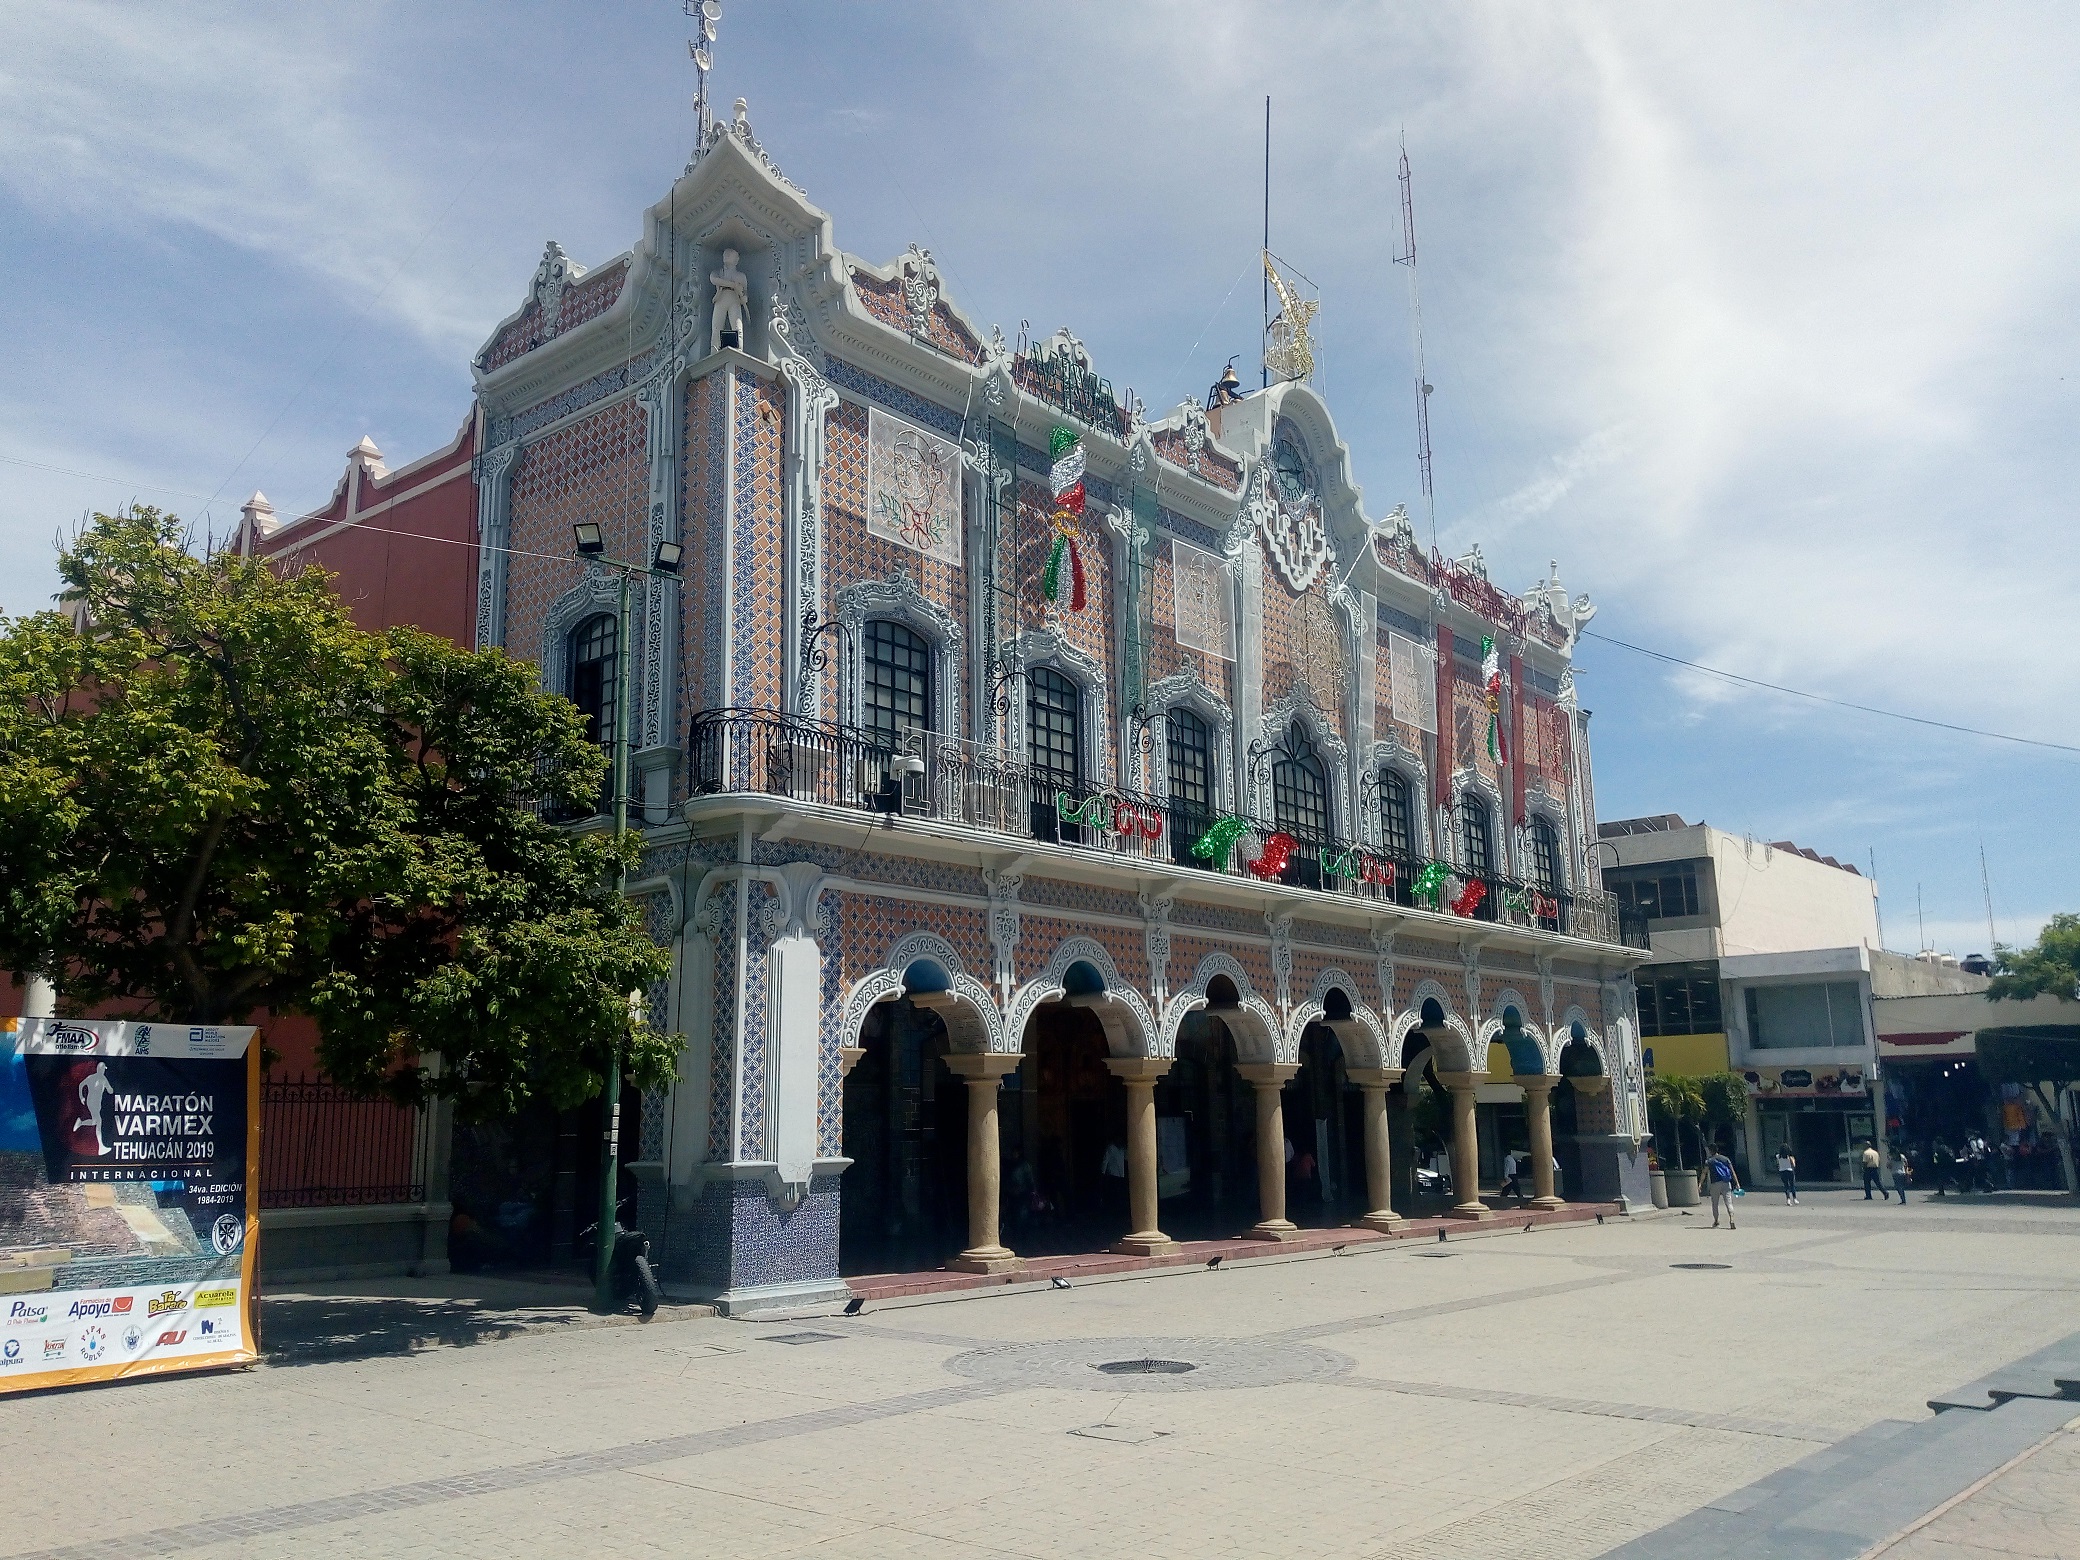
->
688 707 1644 948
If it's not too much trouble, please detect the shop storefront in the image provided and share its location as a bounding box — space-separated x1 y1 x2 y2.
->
1746 1065 1876 1184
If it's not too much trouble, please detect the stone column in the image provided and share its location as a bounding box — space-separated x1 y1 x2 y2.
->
1105 1058 1178 1256
1346 1067 1405 1231
1236 1062 1302 1240
1515 1074 1564 1209
1436 1070 1492 1220
942 1054 1024 1274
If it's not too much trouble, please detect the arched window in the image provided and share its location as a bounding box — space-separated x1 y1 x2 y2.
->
863 620 932 743
1167 708 1216 868
1027 666 1082 844
1460 792 1493 878
1378 769 1414 859
1269 725 1330 889
567 613 618 751
1528 816 1562 894
1271 726 1330 843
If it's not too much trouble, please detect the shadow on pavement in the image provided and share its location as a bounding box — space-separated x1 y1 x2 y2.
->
258 1274 659 1366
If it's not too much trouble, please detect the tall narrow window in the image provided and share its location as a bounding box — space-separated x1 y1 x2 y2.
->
1027 666 1081 791
1378 769 1413 859
1167 709 1214 813
1027 666 1082 844
1460 793 1493 877
1528 816 1562 894
1271 727 1330 842
863 620 932 744
568 613 618 751
1167 708 1215 867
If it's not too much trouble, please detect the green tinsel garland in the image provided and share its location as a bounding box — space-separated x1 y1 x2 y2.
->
1042 533 1067 601
1190 815 1249 866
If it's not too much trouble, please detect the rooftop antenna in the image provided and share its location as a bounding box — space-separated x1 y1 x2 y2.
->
1394 134 1437 552
1869 848 1885 949
1262 96 1271 390
1916 882 1927 954
1979 842 1999 953
687 0 722 143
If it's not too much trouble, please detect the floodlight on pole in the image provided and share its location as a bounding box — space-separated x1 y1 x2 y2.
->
653 539 685 574
573 522 605 556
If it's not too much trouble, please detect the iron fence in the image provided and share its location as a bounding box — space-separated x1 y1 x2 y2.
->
260 1076 427 1209
689 706 1642 947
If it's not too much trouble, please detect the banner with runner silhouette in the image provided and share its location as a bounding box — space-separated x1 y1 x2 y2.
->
1 1017 259 1394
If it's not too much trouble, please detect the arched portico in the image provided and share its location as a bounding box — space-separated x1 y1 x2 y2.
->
1392 990 1491 1221
838 933 1015 1278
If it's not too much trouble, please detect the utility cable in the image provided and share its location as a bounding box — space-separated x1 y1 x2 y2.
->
1581 630 2080 756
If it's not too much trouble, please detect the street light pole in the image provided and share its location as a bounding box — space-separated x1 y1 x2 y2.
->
594 564 632 1312
568 523 681 1315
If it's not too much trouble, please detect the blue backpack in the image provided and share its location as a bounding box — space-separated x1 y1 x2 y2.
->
1708 1157 1733 1183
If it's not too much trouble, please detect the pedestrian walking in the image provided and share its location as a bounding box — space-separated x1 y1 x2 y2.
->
1500 1148 1525 1203
1931 1139 1955 1197
1860 1140 1883 1199
1704 1145 1740 1228
1774 1146 1799 1205
1890 1146 1910 1204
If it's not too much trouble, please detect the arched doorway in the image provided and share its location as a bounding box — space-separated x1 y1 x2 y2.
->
1011 966 1127 1255
1157 1000 1258 1238
838 956 996 1277
1287 1022 1367 1226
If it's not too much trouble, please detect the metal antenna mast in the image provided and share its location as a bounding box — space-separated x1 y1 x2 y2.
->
1262 96 1271 389
1980 843 2000 953
1394 136 1436 549
687 0 722 142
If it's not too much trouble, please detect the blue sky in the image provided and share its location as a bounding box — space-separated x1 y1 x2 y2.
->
2 2 2073 955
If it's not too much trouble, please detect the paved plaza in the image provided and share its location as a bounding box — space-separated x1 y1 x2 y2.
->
7 1190 2079 1560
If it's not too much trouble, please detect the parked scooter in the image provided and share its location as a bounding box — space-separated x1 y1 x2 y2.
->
578 1198 662 1320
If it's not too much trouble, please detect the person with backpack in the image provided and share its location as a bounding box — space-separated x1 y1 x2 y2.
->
1860 1140 1883 1199
1704 1144 1740 1228
1774 1145 1799 1205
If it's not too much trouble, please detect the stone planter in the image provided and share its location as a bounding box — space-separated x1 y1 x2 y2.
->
1665 1169 1701 1207
1649 1170 1669 1210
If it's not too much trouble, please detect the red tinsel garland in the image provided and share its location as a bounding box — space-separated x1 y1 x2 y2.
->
1247 831 1299 880
1449 878 1488 918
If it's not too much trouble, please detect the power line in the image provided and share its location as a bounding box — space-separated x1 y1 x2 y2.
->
0 453 219 503
1581 629 2080 756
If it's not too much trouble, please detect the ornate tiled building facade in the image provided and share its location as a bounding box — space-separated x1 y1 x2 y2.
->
466 104 1651 1310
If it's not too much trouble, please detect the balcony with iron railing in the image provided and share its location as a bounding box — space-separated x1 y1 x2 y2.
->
688 707 1648 950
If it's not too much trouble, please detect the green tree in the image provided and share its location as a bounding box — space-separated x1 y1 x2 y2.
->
1696 1070 1750 1158
0 508 675 1116
1988 913 2080 1002
1647 1074 1706 1169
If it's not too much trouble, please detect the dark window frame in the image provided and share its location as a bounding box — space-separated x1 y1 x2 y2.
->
1460 792 1493 878
1378 769 1414 859
567 612 619 752
862 619 933 745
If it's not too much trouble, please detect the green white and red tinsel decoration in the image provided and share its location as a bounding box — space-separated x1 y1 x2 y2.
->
1481 635 1506 762
1043 426 1088 612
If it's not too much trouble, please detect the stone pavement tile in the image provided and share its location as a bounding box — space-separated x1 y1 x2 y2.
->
1362 1425 1801 1560
2 1368 542 1548
1883 1425 2080 1559
167 1469 877 1560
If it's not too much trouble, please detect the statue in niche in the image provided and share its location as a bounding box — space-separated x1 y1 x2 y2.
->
710 247 749 355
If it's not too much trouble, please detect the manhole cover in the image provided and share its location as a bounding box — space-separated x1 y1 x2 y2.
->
762 1331 844 1345
1671 1263 1732 1271
946 1335 1350 1392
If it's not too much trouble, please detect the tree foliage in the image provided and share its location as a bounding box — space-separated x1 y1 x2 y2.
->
1647 1073 1706 1169
0 508 675 1116
1988 912 2080 1002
